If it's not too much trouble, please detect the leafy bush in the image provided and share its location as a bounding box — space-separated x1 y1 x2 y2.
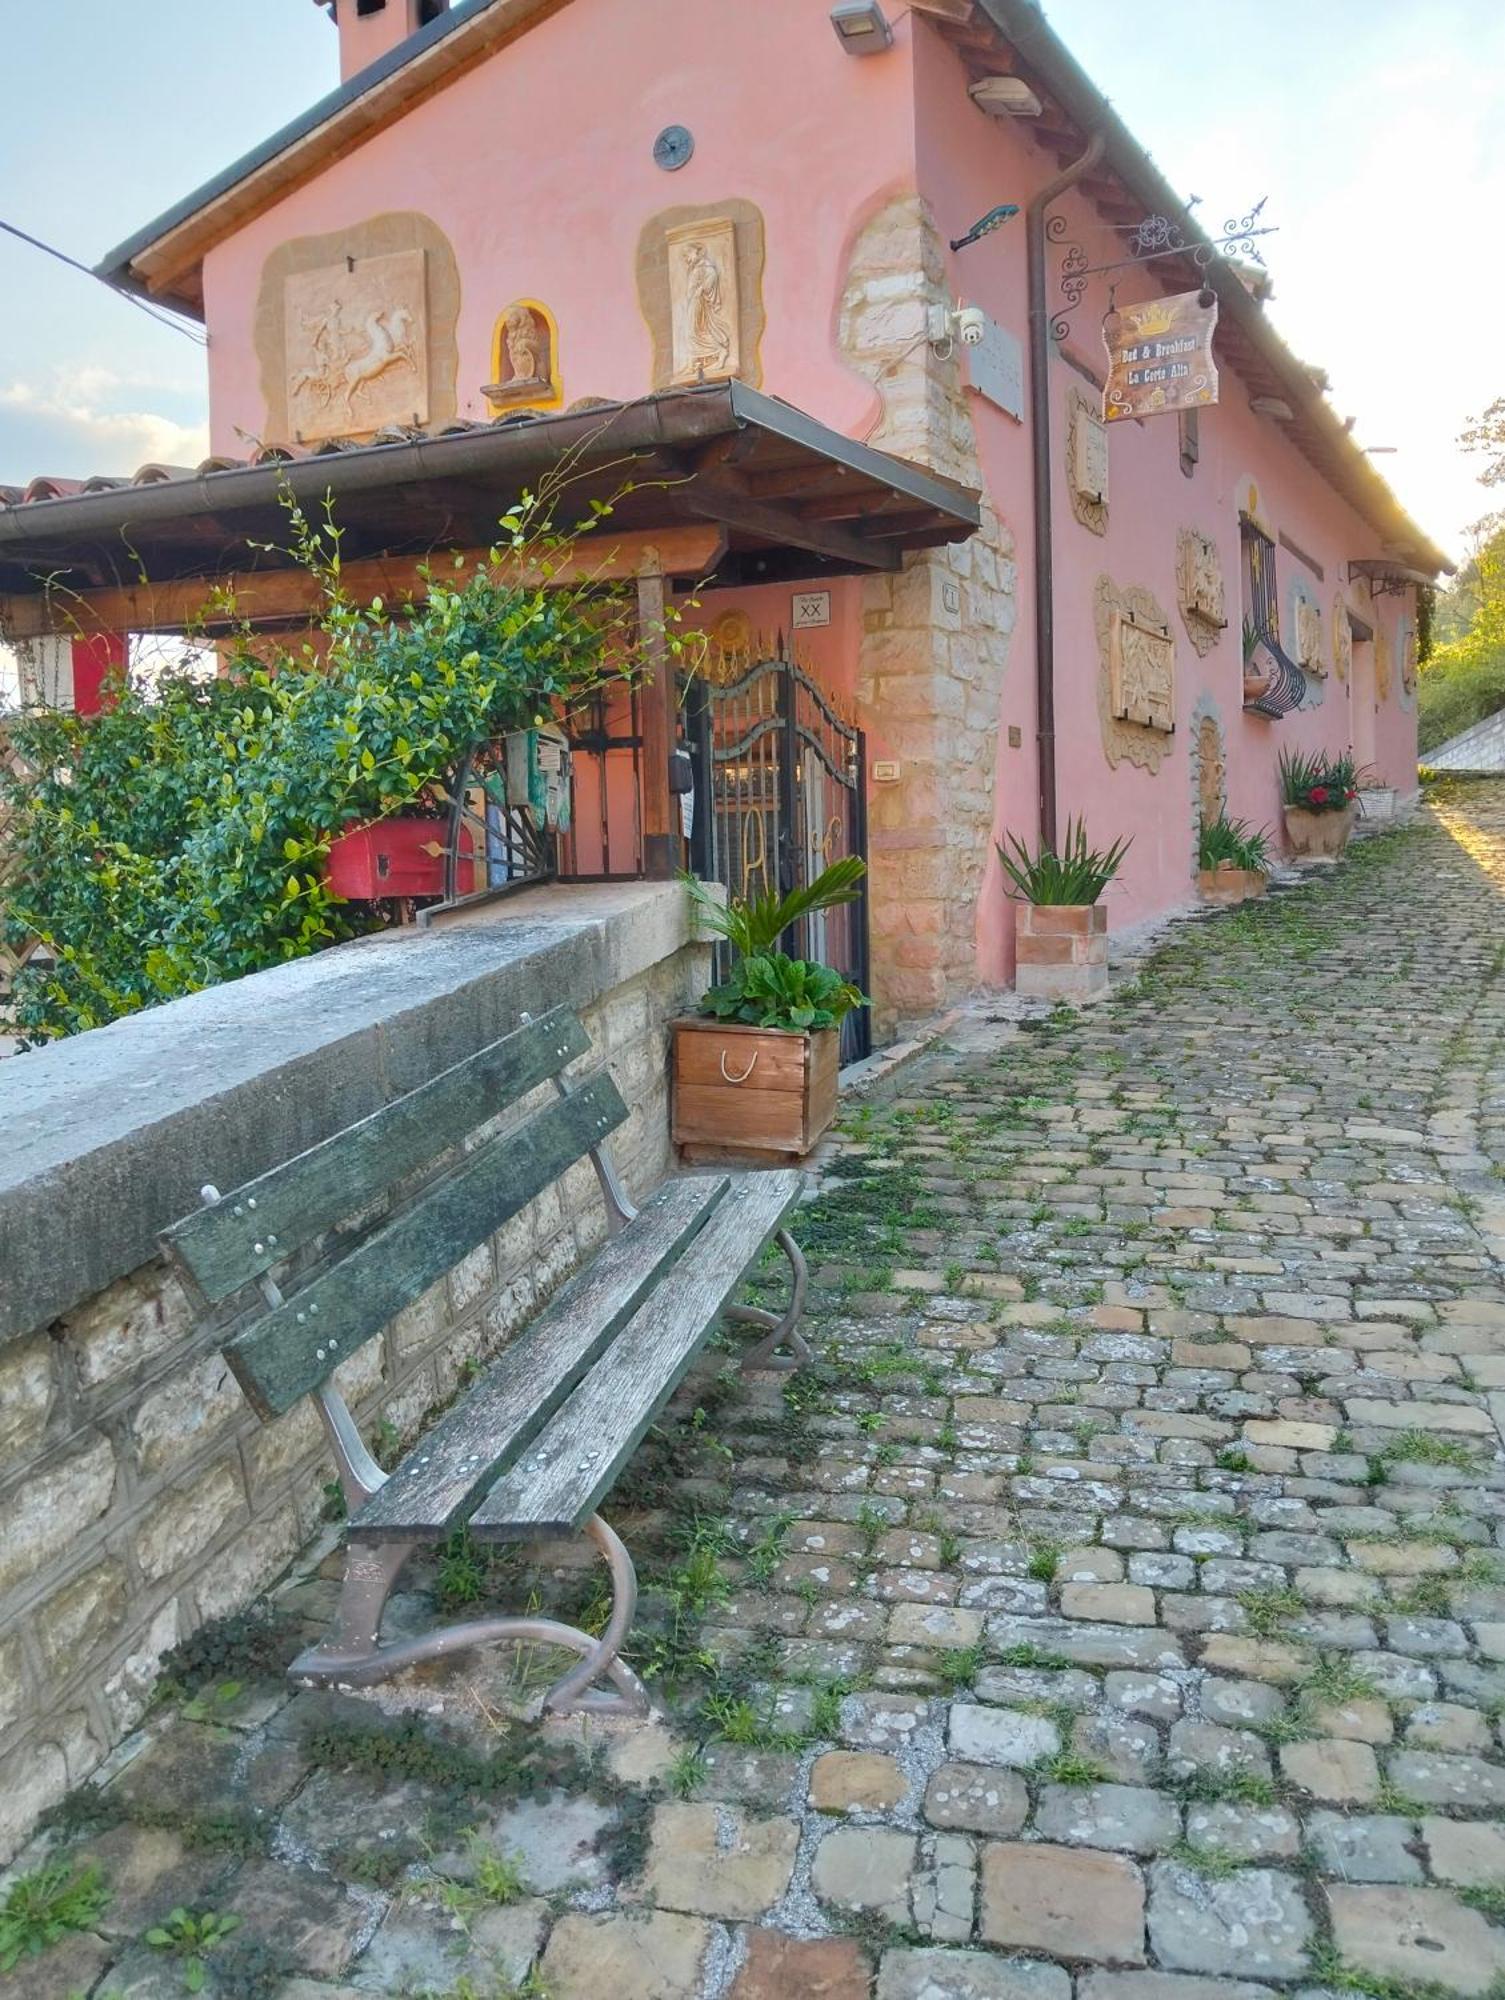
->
996 816 1130 905
1277 748 1358 813
1197 814 1270 872
700 954 864 1032
0 492 648 1044
686 858 868 1035
1418 525 1505 751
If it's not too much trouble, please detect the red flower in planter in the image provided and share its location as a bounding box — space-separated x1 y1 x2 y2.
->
1345 787 1357 800
1307 785 1330 805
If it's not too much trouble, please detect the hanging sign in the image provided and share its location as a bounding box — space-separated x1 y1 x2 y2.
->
1102 289 1219 423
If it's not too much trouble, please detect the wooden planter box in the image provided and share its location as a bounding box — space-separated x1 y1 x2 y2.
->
672 1017 838 1161
1014 901 1107 1002
1283 802 1355 861
1198 865 1269 906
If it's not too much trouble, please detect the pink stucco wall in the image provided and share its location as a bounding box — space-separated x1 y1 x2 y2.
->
195 0 1419 997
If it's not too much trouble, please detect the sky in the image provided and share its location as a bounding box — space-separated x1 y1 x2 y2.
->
0 0 1500 563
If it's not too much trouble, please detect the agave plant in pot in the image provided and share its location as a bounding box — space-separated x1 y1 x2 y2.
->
999 817 1131 1002
1278 747 1359 861
1197 813 1271 905
673 858 868 1159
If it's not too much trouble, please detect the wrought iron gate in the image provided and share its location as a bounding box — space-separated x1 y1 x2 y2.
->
684 644 871 1063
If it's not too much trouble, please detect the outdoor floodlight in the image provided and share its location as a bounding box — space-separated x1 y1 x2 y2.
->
969 77 1044 117
830 3 894 54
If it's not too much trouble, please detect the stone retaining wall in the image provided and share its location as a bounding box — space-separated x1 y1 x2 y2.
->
0 881 704 1859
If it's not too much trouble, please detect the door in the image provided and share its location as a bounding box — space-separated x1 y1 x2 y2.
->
684 642 871 1063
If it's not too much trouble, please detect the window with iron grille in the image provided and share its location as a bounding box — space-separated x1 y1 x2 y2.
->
1241 517 1279 644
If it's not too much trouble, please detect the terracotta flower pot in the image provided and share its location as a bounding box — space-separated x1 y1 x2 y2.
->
1283 802 1355 861
672 1017 838 1161
1014 901 1107 1002
1197 865 1267 905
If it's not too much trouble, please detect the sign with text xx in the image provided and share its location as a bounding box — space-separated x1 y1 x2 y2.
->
1102 289 1219 423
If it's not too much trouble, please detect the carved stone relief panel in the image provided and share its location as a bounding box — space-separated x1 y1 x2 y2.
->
1176 526 1226 656
483 300 562 413
666 218 740 384
1109 608 1176 733
283 249 428 442
1332 593 1353 681
1094 575 1176 773
1293 592 1325 675
637 201 766 392
1195 711 1226 825
1066 387 1109 535
255 213 460 446
1376 625 1394 702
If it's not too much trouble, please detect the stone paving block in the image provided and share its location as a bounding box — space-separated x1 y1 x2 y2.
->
351 1898 548 1992
811 1824 919 1922
913 1830 978 1941
1147 1861 1312 1979
810 1749 908 1813
1277 1736 1380 1803
924 1761 1030 1835
1426 1814 1505 1885
1079 1978 1279 2000
1033 1781 1181 1854
1327 1883 1505 1996
1307 1809 1424 1883
638 1803 799 1920
730 1929 873 1999
877 1945 1072 1999
1387 1748 1505 1808
539 1910 712 2000
979 1841 1146 1964
1061 1582 1157 1624
1181 1801 1299 1862
949 1703 1060 1769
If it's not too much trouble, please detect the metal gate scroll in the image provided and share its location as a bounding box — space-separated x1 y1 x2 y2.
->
684 644 871 1063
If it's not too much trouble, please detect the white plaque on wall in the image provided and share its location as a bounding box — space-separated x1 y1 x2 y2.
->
792 589 831 629
963 313 1025 422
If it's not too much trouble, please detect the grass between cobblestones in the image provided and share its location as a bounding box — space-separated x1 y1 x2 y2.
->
7 777 1505 1997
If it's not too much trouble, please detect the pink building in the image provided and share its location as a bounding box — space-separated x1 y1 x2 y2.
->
0 0 1448 1042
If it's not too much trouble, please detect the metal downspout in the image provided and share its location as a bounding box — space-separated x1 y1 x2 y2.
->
1026 131 1105 851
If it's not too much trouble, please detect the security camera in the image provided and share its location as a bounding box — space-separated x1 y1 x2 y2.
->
954 305 987 346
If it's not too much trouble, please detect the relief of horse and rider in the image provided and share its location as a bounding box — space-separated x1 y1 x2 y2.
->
284 248 430 441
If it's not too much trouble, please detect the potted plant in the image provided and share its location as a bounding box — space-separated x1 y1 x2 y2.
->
1278 748 1359 860
998 817 1131 1002
673 859 868 1159
1197 814 1271 904
1242 618 1273 705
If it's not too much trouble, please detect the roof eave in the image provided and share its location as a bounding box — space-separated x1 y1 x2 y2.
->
94 0 561 317
970 0 1451 576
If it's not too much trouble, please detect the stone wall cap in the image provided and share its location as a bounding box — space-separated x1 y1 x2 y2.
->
0 879 688 1345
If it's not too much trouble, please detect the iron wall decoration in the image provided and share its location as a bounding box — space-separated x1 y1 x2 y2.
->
1102 289 1219 422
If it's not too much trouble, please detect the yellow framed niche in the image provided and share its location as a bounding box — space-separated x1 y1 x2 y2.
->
483 299 563 414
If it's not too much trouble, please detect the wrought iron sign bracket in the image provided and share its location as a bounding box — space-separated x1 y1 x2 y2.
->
1047 199 1276 342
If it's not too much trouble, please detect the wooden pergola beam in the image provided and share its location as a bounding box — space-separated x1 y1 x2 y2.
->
0 525 728 643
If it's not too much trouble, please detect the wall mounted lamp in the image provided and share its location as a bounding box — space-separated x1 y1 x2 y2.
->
830 2 894 54
969 77 1043 117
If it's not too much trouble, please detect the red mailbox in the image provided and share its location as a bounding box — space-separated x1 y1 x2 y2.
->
325 817 475 900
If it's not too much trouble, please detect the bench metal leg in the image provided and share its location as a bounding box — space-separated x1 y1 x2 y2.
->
289 1515 650 1718
727 1227 811 1372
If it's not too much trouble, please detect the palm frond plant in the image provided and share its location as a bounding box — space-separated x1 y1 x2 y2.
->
996 818 1131 906
675 858 870 1155
1198 814 1271 873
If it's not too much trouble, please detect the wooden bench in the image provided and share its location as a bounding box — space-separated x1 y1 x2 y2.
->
160 1004 809 1717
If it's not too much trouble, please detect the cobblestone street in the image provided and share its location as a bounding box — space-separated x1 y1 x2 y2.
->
15 779 1505 2000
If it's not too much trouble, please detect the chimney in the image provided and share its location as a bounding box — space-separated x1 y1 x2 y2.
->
328 0 448 84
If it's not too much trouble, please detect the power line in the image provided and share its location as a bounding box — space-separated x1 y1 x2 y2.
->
0 216 207 346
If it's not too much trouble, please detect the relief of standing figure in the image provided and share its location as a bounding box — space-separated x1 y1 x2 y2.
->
681 239 733 375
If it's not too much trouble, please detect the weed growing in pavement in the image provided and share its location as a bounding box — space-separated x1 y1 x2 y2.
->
667 1745 709 1799
933 1645 983 1692
1236 1585 1306 1637
1035 1749 1106 1787
1377 1430 1481 1471
145 1907 242 1993
1167 1839 1240 1880
0 1859 110 1973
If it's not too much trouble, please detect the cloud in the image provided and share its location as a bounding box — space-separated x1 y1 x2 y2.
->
0 368 208 481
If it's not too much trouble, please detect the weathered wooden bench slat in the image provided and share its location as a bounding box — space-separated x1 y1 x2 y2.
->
347 1174 732 1543
470 1169 804 1538
163 1006 590 1303
224 1069 627 1419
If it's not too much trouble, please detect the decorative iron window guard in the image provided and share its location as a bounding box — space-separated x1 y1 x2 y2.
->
1243 633 1306 719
